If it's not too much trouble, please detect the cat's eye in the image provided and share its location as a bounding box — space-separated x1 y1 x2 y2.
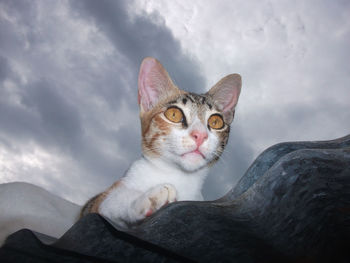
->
208 114 224 129
164 107 183 123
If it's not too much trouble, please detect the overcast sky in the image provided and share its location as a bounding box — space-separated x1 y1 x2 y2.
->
0 0 349 204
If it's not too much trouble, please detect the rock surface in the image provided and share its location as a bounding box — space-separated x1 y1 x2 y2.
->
1 134 350 262
0 182 80 246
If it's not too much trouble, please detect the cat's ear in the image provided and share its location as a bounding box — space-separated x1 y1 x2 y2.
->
207 74 242 124
138 57 179 113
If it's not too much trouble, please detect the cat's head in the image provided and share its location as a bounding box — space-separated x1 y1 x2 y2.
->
138 57 241 172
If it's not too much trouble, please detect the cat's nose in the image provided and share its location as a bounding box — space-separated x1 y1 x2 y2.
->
190 130 208 147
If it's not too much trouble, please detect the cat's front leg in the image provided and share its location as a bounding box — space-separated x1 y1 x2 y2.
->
129 184 177 221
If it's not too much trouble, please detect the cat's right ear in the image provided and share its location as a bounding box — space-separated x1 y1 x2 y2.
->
207 74 242 124
138 57 179 113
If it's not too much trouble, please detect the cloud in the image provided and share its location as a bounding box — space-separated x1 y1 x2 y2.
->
70 0 205 92
1 0 248 203
0 56 10 81
137 0 350 153
1 0 348 204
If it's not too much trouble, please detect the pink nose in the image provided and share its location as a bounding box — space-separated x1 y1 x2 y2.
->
190 130 208 147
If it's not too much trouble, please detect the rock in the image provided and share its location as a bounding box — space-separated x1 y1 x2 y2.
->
0 215 191 262
225 134 350 200
1 134 350 262
0 182 80 246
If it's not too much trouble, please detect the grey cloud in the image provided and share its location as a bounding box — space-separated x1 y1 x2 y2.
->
0 97 41 143
0 0 253 203
70 0 205 93
21 80 83 153
0 59 42 145
0 56 10 81
0 78 83 158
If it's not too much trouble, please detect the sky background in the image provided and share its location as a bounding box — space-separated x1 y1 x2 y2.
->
0 0 349 204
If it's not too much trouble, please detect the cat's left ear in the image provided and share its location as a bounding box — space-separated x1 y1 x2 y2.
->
138 57 179 114
207 74 242 124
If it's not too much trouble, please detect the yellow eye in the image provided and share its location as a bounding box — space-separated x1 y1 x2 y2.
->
208 114 224 129
164 107 183 123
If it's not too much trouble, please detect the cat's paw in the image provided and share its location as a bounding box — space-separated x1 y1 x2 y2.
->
133 184 177 219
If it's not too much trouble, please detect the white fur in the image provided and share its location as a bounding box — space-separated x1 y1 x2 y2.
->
99 156 208 227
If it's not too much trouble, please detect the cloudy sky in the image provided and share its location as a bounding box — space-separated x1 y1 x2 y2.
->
0 0 349 204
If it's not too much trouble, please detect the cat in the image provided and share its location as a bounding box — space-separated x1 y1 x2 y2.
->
80 57 242 228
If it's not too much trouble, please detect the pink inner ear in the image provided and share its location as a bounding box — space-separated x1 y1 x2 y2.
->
215 84 240 113
138 58 161 111
208 74 241 115
223 91 239 112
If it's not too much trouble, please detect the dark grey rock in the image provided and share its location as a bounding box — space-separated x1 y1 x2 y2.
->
1 134 350 262
225 134 350 200
0 215 192 262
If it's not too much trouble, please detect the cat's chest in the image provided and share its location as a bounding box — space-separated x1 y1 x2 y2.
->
122 158 207 201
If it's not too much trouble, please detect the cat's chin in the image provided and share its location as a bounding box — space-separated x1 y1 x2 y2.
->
176 152 208 172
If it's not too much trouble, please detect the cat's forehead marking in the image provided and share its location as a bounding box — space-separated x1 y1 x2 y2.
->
187 93 217 112
167 100 178 105
184 94 194 103
187 93 214 109
166 92 213 109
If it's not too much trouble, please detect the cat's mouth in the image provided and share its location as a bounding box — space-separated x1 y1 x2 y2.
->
181 149 206 159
